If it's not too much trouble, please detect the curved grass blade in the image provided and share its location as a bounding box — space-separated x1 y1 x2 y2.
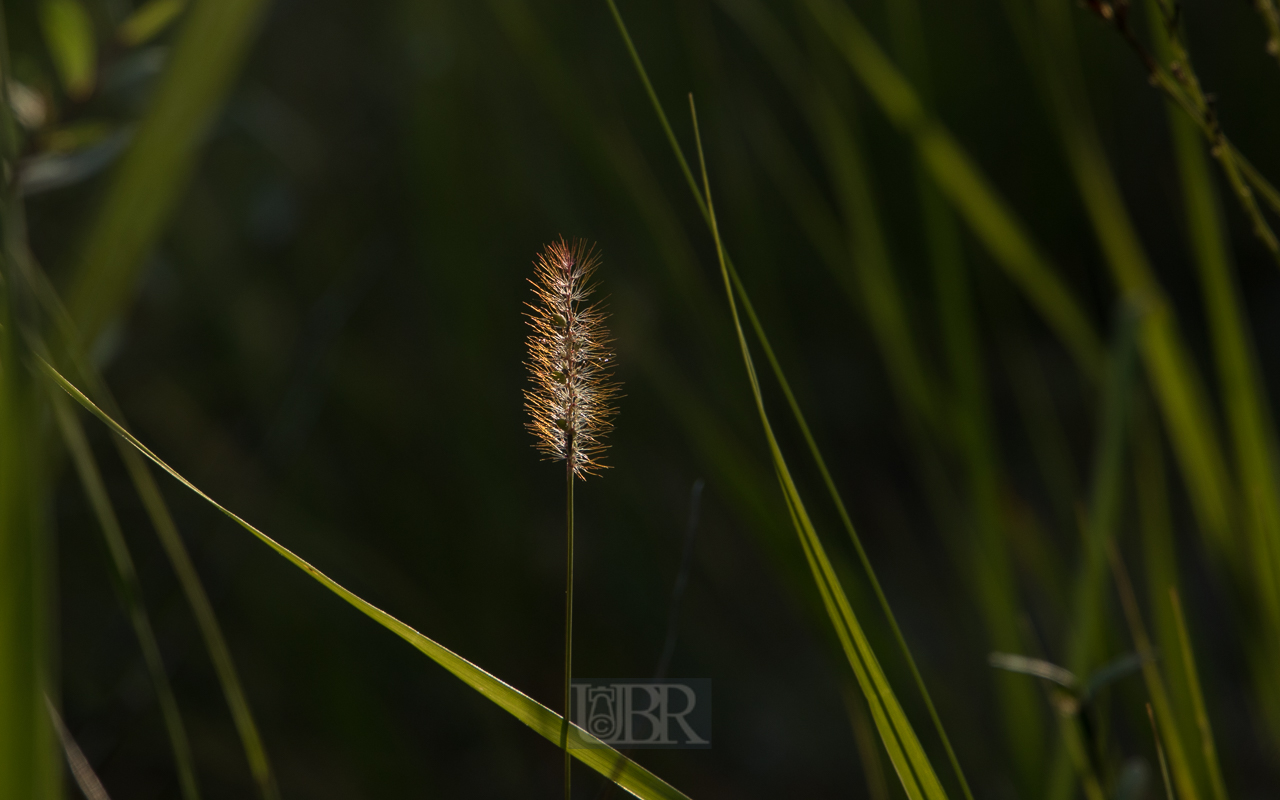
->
40 359 692 800
1148 704 1176 800
1142 0 1280 743
712 0 940 433
1107 539 1203 800
802 0 1103 378
1064 306 1140 681
690 93 947 800
1170 589 1230 800
47 696 112 800
810 1 1233 567
602 5 969 796
65 0 272 346
16 237 281 800
51 390 201 800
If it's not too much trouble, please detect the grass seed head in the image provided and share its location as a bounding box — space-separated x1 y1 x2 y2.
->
524 237 620 479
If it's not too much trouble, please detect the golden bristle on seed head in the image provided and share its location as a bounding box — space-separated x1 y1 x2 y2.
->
524 237 620 479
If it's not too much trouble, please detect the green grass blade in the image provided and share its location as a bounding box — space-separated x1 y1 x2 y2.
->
1107 539 1203 800
1170 589 1230 800
1143 0 1280 740
115 430 280 799
1018 0 1238 569
1064 306 1139 679
50 390 202 800
40 359 693 800
603 6 970 795
813 0 1235 573
0 12 59 787
713 0 940 432
65 0 271 345
0 307 56 800
1133 402 1202 781
690 93 948 800
803 0 1103 378
1149 704 1176 800
1042 306 1137 800
47 697 112 800
21 234 281 800
38 0 97 100
117 0 188 47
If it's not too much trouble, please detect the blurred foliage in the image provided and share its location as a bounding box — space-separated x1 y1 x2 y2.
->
2 0 1280 797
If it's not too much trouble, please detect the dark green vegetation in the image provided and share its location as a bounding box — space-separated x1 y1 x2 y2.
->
2 0 1279 797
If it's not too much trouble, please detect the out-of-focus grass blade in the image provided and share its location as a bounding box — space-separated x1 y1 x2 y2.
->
18 226 281 800
39 0 97 100
1133 402 1200 768
41 360 693 800
1149 704 1176 800
814 0 1233 576
1170 589 1230 800
65 0 271 345
118 0 187 47
803 0 1102 378
1064 306 1139 681
1044 306 1135 800
0 308 57 800
841 681 892 800
603 5 969 796
1142 0 1280 743
888 0 1045 775
1022 0 1240 577
987 653 1077 690
1107 539 1203 800
714 0 940 433
690 93 948 800
47 697 112 800
51 390 201 800
0 58 59 792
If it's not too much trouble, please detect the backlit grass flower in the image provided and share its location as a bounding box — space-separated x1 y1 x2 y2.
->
524 237 620 479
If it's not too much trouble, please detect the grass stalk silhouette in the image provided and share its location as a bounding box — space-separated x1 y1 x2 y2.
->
525 238 620 799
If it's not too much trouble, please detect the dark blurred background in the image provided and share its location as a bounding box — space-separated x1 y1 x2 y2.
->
12 0 1280 796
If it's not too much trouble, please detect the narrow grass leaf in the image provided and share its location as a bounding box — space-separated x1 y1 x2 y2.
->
804 0 1103 378
1064 306 1140 682
1170 589 1230 800
19 235 281 800
65 0 271 345
40 360 692 800
47 697 111 800
1148 704 1176 800
39 0 97 100
118 0 187 47
1143 0 1280 740
690 94 948 800
603 6 969 796
1107 540 1203 800
51 390 201 800
714 0 941 432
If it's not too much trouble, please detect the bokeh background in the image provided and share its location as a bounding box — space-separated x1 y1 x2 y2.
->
8 0 1280 797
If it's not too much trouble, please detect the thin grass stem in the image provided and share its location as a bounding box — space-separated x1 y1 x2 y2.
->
1149 704 1176 800
1106 539 1203 800
603 7 969 796
564 461 575 800
1170 589 1230 800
